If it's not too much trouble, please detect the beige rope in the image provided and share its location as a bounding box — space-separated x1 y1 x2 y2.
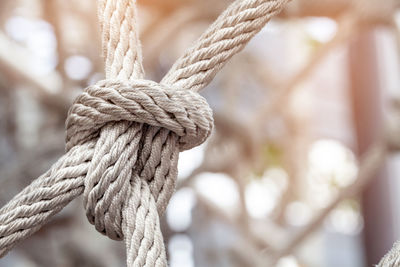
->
0 0 290 265
98 0 144 80
378 242 400 267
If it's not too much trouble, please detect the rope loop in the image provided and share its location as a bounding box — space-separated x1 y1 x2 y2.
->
66 79 213 151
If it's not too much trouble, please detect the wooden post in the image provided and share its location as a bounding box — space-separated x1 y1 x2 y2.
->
348 28 394 265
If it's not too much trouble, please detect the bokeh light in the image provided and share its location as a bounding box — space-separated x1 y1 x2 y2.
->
167 188 197 232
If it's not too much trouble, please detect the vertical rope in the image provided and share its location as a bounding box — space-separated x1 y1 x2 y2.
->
99 0 144 80
96 1 167 265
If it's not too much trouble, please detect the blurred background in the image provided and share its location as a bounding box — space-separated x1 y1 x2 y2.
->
0 0 400 266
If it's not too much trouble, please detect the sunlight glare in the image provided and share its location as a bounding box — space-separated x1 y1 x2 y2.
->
178 143 205 180
194 172 239 214
167 188 197 232
169 234 194 267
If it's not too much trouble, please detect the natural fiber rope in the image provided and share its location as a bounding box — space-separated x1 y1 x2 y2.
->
378 242 400 267
0 0 290 265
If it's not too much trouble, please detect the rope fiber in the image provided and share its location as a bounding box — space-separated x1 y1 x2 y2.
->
0 0 290 265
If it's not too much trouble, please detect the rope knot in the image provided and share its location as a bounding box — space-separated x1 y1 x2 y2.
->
65 79 213 240
66 79 213 152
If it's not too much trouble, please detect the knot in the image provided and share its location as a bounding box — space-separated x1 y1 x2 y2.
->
65 79 213 241
66 79 213 152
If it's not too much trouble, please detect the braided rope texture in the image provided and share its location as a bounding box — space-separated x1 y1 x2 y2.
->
378 242 400 267
0 0 290 265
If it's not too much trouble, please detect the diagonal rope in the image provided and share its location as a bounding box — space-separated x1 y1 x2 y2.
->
0 0 290 265
162 0 289 91
378 241 400 267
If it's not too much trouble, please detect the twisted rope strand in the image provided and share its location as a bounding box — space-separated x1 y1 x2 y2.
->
0 141 94 256
378 242 400 267
162 0 289 91
0 0 290 265
99 0 144 80
96 0 168 264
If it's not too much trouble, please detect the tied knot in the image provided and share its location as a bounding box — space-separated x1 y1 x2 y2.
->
65 79 213 240
66 79 213 151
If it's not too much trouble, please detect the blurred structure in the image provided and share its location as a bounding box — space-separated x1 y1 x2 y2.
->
0 0 400 266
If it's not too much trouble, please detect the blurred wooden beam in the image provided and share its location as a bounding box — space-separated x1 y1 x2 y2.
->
270 142 387 264
138 0 204 13
349 28 395 266
0 31 70 112
251 13 358 128
280 0 351 19
0 0 14 25
138 0 350 19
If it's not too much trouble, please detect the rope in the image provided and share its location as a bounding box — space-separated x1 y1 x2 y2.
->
0 0 290 265
378 242 400 267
